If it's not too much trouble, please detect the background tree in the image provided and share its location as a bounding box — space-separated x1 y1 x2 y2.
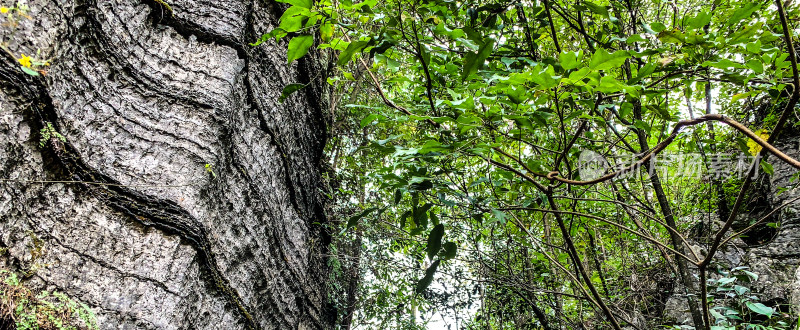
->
274 0 800 328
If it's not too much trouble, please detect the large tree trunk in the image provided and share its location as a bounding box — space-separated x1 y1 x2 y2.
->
0 0 333 329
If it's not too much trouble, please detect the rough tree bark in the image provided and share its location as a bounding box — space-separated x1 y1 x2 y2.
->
0 0 334 329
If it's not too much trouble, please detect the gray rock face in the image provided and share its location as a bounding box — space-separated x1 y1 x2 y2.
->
661 137 800 327
0 0 332 329
746 137 800 307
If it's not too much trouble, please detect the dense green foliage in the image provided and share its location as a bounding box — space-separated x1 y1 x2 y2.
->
259 0 800 328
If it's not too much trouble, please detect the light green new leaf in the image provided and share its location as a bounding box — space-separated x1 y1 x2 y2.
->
287 35 314 64
589 49 630 71
595 75 625 93
559 50 582 71
20 66 39 76
530 65 559 89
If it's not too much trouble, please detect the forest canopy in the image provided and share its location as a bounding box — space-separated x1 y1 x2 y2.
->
261 0 800 328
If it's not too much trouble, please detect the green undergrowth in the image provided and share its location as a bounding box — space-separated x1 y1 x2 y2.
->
0 269 97 330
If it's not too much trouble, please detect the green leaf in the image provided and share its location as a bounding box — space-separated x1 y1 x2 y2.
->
277 0 312 9
20 66 39 76
626 34 647 44
583 1 608 17
745 302 774 318
287 35 314 64
415 260 440 293
595 75 625 93
727 3 760 26
346 208 377 229
733 285 749 295
360 113 380 127
413 203 433 228
740 269 759 281
530 65 559 89
490 208 507 224
746 40 762 53
370 39 396 57
462 39 495 80
442 242 457 260
760 160 774 175
320 22 334 42
716 277 736 286
588 49 630 71
710 308 725 321
629 63 655 84
394 189 403 205
746 59 764 74
703 58 745 70
686 11 712 30
559 50 582 71
728 23 763 45
657 28 685 43
251 28 288 46
649 22 667 33
506 86 526 104
426 224 444 260
633 120 651 133
279 83 306 103
279 6 310 33
337 40 368 66
732 91 755 102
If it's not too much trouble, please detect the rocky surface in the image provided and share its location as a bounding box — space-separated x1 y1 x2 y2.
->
0 0 332 329
747 137 800 307
662 136 800 327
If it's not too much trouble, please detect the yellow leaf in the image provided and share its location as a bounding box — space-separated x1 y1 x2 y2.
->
747 129 770 155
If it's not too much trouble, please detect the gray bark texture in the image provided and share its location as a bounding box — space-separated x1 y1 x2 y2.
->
0 0 333 329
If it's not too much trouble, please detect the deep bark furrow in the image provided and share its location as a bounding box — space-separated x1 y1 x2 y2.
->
0 0 333 328
0 57 260 329
140 0 322 223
